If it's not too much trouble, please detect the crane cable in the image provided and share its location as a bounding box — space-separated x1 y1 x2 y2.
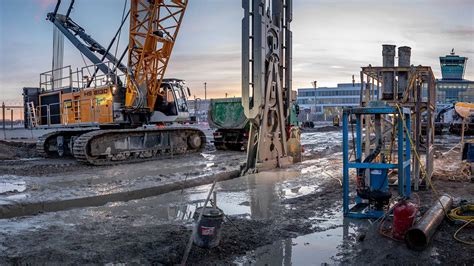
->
114 0 127 67
395 104 473 245
115 0 144 110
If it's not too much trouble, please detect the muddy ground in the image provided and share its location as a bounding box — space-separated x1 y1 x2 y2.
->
0 128 473 264
0 140 37 161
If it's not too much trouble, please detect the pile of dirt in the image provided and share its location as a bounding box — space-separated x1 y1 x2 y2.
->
0 140 37 160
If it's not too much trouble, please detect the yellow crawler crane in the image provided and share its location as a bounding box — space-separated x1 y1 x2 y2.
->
29 0 205 165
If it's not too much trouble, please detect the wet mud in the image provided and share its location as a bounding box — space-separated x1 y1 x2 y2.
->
0 129 473 264
0 140 37 160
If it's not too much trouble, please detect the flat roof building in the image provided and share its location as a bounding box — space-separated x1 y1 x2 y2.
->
297 82 376 120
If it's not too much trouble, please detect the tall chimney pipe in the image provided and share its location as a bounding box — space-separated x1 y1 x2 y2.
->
398 46 411 99
382 44 396 100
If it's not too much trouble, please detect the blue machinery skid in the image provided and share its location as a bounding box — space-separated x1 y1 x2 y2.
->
342 106 411 219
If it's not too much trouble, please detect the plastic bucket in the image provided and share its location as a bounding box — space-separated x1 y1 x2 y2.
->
192 207 224 248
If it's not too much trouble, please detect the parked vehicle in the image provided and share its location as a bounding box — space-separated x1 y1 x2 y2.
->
208 98 249 151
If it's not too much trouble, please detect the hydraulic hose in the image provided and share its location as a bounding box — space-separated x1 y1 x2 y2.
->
357 114 383 178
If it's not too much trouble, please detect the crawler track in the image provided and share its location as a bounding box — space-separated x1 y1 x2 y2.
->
36 129 94 157
72 127 206 165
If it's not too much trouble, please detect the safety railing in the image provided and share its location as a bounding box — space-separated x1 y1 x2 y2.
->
40 66 74 91
40 62 126 92
29 98 113 128
78 62 126 89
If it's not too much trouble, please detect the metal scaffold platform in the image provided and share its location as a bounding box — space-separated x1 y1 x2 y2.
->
359 45 436 191
342 105 412 219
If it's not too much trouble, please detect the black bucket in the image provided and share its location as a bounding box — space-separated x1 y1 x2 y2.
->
192 206 224 248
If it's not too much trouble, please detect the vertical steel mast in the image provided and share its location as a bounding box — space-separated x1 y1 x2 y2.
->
126 0 188 110
242 0 293 171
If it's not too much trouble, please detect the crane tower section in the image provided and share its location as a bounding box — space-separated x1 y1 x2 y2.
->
126 0 189 110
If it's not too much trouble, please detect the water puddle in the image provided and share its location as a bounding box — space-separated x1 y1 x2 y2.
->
281 185 320 199
201 153 216 161
4 193 29 200
2 157 41 162
0 179 27 194
235 218 360 265
153 169 304 222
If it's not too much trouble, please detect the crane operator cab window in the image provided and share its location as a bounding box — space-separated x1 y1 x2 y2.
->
172 82 189 113
154 81 188 116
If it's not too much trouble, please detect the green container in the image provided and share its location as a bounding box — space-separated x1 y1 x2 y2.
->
208 98 248 129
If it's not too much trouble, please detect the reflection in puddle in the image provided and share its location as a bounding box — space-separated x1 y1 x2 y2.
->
281 185 320 199
0 178 27 194
168 199 206 222
160 169 302 222
5 193 29 200
301 131 343 155
235 218 359 265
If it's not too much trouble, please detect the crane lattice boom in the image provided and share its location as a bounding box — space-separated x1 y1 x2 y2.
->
126 0 188 110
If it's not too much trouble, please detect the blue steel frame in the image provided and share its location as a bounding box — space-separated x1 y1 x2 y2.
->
342 106 411 219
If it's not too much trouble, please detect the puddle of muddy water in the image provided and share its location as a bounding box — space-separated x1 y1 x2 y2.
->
234 217 360 265
0 177 26 194
149 169 309 223
120 161 342 225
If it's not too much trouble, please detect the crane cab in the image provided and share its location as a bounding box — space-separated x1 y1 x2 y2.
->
151 78 191 124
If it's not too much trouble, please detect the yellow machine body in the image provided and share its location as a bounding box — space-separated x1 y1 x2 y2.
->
38 85 114 126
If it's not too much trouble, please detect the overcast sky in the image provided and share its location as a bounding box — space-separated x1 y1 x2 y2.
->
0 0 473 103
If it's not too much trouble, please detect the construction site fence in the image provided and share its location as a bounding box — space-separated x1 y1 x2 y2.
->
1 102 25 129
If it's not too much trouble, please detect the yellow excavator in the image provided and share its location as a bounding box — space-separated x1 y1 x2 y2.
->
24 0 206 165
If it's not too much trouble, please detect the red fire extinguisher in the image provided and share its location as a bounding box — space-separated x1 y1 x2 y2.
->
392 200 417 240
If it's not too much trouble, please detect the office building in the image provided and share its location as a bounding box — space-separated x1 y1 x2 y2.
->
297 83 376 120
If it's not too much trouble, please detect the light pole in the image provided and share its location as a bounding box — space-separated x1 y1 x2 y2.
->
204 82 207 101
312 81 317 121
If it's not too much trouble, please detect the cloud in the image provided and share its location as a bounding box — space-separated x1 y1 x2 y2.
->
34 0 56 9
1 0 473 102
32 0 56 21
166 51 241 98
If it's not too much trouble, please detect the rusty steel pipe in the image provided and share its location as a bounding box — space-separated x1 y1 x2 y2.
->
405 194 453 251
